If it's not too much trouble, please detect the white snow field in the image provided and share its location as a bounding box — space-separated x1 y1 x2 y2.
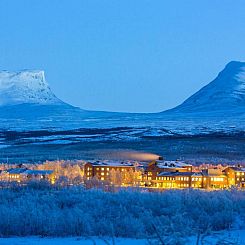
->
0 237 147 245
0 230 245 245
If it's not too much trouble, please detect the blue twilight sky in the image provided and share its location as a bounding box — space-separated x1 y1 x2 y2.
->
0 0 245 113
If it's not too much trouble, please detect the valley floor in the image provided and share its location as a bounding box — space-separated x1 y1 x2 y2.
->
1 136 245 163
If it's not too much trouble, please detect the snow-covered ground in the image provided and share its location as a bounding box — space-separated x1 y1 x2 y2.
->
1 230 245 245
0 237 147 245
187 229 245 244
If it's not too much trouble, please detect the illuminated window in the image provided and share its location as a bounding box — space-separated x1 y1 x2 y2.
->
237 178 240 181
107 168 109 171
101 172 104 176
101 177 104 180
237 172 240 176
101 168 104 171
242 173 244 176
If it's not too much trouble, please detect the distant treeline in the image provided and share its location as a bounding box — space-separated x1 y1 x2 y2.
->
0 183 244 244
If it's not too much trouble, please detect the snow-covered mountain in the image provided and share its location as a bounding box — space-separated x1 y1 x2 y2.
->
0 62 245 146
0 70 122 132
167 61 245 114
0 70 64 106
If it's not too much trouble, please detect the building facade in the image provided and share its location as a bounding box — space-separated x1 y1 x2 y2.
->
84 161 139 185
223 166 245 188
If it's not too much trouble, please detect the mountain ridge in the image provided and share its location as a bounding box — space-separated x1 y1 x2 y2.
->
0 61 245 132
0 62 245 144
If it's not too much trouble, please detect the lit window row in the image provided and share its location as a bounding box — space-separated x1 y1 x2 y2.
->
95 167 112 171
178 183 189 187
237 177 245 181
192 184 202 188
236 172 245 176
211 177 224 182
157 177 175 181
176 177 189 181
10 175 19 179
192 177 202 181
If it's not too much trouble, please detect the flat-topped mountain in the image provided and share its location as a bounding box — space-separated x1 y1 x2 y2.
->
0 70 65 106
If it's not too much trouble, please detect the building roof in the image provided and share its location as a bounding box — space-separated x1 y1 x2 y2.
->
157 171 197 177
88 161 135 167
7 168 28 174
200 171 227 178
155 160 192 169
21 170 53 175
157 171 227 178
6 168 53 175
225 166 245 172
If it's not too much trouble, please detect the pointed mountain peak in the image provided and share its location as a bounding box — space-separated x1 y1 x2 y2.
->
168 61 245 113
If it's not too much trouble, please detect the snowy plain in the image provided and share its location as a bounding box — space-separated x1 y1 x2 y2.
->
1 230 245 245
0 237 147 245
